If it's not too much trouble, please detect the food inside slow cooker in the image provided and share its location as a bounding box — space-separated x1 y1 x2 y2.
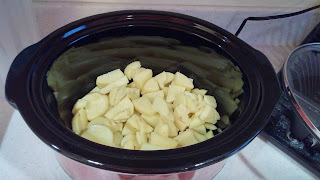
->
46 36 244 150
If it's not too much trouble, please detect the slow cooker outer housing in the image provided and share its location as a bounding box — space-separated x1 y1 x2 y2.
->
5 10 280 174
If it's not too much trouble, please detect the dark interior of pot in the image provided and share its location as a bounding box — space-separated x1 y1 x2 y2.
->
43 26 249 136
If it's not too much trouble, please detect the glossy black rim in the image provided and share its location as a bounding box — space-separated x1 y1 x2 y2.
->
6 10 280 174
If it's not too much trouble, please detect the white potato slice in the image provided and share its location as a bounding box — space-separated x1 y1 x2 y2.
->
72 99 87 115
191 88 207 96
199 105 216 122
162 87 169 98
72 109 88 135
174 130 198 147
114 85 127 105
174 72 194 90
122 124 134 135
143 90 164 103
149 132 178 149
96 69 124 88
88 117 118 132
154 72 166 89
132 96 156 116
152 96 169 116
126 88 140 100
186 95 198 113
154 120 169 137
205 130 214 139
136 132 147 145
139 118 154 133
164 72 175 85
191 125 206 135
205 123 217 130
105 96 134 119
124 61 141 80
191 130 207 142
109 86 119 107
85 94 109 121
204 95 217 108
140 143 166 150
166 84 185 103
142 78 160 94
160 111 174 122
126 114 140 132
174 104 190 125
89 86 101 94
189 118 205 128
174 119 187 132
116 122 124 131
100 76 129 94
133 68 153 89
113 132 123 146
113 109 130 122
81 125 113 146
173 93 186 108
140 115 159 128
167 120 178 138
123 141 135 150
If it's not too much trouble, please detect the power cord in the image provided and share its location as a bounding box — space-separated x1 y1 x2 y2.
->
235 5 320 36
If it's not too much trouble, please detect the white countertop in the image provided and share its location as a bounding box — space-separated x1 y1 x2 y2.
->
0 110 317 180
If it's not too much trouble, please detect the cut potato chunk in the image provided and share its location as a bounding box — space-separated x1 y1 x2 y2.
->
126 88 140 100
105 97 134 120
142 78 160 94
205 130 214 139
144 90 164 103
90 86 101 94
81 125 113 146
204 123 217 130
88 117 118 132
154 72 166 89
186 95 198 113
124 61 141 80
164 72 175 85
191 125 206 135
141 115 159 128
113 132 123 146
122 124 134 135
173 93 186 108
96 69 124 88
133 96 156 116
85 93 109 121
152 96 169 116
174 72 194 90
133 68 153 89
191 88 207 96
149 132 178 149
109 86 119 107
174 119 187 132
72 99 87 115
199 105 217 123
166 84 185 103
72 109 88 135
189 118 205 128
204 95 217 108
162 87 169 97
136 132 147 145
191 130 207 142
140 143 166 150
126 114 140 132
154 120 169 137
139 119 154 133
100 76 129 94
167 121 178 137
174 104 190 125
113 109 130 121
174 130 198 147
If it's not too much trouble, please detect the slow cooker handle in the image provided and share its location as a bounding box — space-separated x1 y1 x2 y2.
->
5 42 42 109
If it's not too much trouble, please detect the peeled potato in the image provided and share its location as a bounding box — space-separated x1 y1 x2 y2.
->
81 125 113 146
70 60 229 150
133 96 156 116
72 109 88 135
96 69 124 88
124 61 141 80
85 93 109 121
133 68 152 89
174 72 194 90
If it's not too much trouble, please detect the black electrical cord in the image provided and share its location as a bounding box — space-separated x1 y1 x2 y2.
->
235 5 320 36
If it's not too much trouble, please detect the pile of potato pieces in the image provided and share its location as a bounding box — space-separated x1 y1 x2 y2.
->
72 61 225 150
